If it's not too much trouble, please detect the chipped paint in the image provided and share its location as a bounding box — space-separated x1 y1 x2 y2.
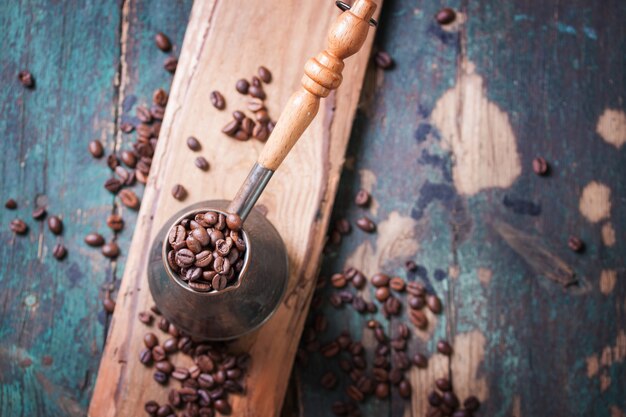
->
431 60 521 196
477 267 492 285
597 108 626 148
602 222 617 246
345 211 419 278
450 330 489 403
579 181 612 223
598 330 626 367
600 270 617 295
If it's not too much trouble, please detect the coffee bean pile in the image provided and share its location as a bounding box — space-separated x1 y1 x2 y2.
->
426 379 481 417
216 66 276 142
138 306 249 416
166 211 246 293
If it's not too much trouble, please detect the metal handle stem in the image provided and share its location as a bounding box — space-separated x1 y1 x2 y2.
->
227 163 274 221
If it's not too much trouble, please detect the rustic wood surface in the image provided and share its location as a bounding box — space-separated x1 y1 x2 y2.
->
89 1 380 416
1 1 625 417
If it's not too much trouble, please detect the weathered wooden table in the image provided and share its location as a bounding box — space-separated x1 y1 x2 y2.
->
1 1 624 416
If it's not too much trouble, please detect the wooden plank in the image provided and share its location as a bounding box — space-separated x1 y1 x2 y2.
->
89 1 381 416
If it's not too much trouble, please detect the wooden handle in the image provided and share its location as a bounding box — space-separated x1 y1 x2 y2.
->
257 0 377 171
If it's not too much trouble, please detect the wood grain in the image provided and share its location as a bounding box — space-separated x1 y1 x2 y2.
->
89 1 380 416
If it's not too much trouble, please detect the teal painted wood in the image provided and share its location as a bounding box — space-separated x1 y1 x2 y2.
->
0 1 191 416
294 0 626 416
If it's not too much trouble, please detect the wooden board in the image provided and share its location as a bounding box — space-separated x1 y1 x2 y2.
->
89 1 381 416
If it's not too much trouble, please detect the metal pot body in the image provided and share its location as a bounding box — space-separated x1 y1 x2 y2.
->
148 200 288 341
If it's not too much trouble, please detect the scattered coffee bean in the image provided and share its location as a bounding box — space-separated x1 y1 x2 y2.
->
152 88 168 107
103 292 116 314
10 219 28 234
18 70 34 88
409 309 428 329
568 236 584 252
398 379 412 398
389 276 405 292
436 378 452 392
435 7 456 25
405 260 418 272
120 122 134 133
247 98 264 112
139 348 153 365
374 50 393 69
107 214 124 231
210 91 225 110
355 216 375 233
335 218 351 235
186 136 201 151
221 120 240 136
354 189 370 207
163 57 178 73
119 189 140 209
104 178 122 194
235 79 250 94
155 32 172 51
5 199 17 209
249 85 266 100
138 311 153 325
352 272 366 289
463 395 480 411
426 293 442 314
171 184 187 201
47 215 63 235
321 371 338 389
144 332 159 349
413 353 428 368
331 273 347 288
375 287 390 302
258 66 272 83
89 140 104 158
371 273 390 287
194 156 209 171
32 207 47 220
532 157 549 175
437 340 453 355
52 243 67 260
120 150 137 168
102 242 120 258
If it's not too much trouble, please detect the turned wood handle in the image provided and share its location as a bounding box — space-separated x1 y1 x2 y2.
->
257 0 377 171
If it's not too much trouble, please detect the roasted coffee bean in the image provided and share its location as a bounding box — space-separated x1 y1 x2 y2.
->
407 281 426 296
221 120 240 136
151 103 166 119
172 184 187 201
355 216 375 232
247 98 265 112
410 309 428 329
47 215 62 235
171 367 189 381
426 293 443 314
335 218 351 235
321 341 340 357
138 311 154 325
5 199 17 209
385 296 401 316
226 213 242 231
351 272 366 289
331 273 347 288
152 88 168 107
107 214 124 231
120 150 137 168
230 110 245 122
235 79 250 94
163 338 178 354
210 91 225 110
436 378 452 392
144 332 159 349
89 140 104 158
214 399 230 415
375 287 390 302
389 368 403 385
389 276 405 292
258 66 272 83
249 85 266 100
374 327 386 343
267 120 275 133
115 166 131 183
18 70 34 88
107 153 120 170
532 157 549 175
354 189 370 206
103 292 116 313
120 122 134 133
398 379 412 398
152 346 167 362
144 400 159 415
233 128 249 141
371 273 390 287
429 391 443 406
251 76 261 87
85 233 104 246
32 206 47 220
119 189 140 209
186 136 201 151
194 156 209 171
164 57 178 73
320 371 337 389
331 401 348 416
452 411 470 417
196 356 215 374
252 123 269 141
211 274 226 291
136 105 153 123
437 339 453 355
102 242 120 258
463 395 480 411
405 260 418 271
374 50 393 69
375 382 390 399
155 32 172 51
255 109 270 123
52 244 67 260
168 388 181 408
397 323 410 339
435 7 456 25
352 296 366 313
139 348 153 365
346 385 364 402
443 391 460 409
104 178 122 194
568 236 584 252
413 353 428 368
